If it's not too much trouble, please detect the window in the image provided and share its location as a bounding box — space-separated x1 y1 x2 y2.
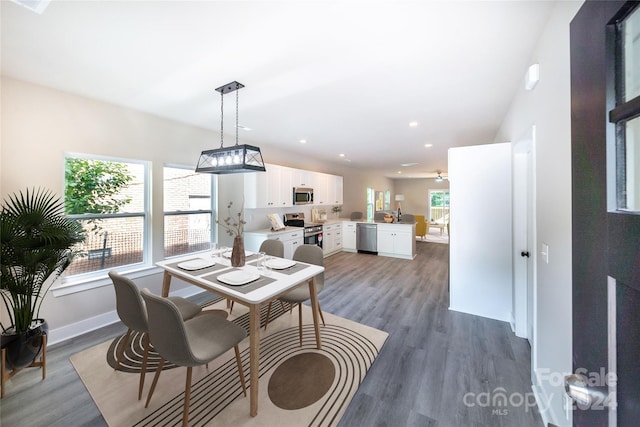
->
64 154 149 278
366 187 374 220
163 165 214 257
429 190 450 223
611 4 640 211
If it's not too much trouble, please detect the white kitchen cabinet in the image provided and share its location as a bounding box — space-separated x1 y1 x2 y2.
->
322 223 342 257
279 230 303 259
243 227 303 259
292 169 312 188
331 175 343 205
245 164 342 209
313 173 343 206
244 164 292 208
313 172 329 205
376 223 415 259
342 221 357 251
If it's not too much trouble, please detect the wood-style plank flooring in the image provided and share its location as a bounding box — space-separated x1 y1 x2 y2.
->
0 241 542 426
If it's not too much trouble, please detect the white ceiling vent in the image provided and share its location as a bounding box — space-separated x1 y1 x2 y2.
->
10 0 51 14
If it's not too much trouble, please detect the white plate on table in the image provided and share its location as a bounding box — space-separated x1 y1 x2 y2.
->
217 270 260 286
177 258 215 271
265 258 296 270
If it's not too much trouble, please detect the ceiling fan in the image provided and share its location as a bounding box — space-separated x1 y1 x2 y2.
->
435 171 447 182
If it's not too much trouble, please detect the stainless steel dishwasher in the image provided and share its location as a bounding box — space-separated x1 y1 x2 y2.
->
356 223 377 254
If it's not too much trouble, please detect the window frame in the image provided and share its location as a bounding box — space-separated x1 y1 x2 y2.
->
54 152 152 295
609 3 640 212
162 163 216 258
428 189 450 224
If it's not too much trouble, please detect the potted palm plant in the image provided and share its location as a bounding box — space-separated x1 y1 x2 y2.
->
0 188 84 370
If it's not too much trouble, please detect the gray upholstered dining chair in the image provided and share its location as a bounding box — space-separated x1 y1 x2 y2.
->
109 271 202 400
264 244 325 345
259 238 285 258
141 288 247 427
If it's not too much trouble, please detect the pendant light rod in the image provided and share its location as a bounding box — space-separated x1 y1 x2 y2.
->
195 81 266 174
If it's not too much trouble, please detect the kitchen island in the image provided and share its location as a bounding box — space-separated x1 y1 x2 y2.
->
342 220 416 260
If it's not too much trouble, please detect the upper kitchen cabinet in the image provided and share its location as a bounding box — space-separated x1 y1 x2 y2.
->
313 173 343 206
331 175 343 205
292 169 312 188
244 163 293 208
245 163 342 209
313 173 329 205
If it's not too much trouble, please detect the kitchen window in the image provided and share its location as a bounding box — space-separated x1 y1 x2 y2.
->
163 165 214 257
63 154 150 280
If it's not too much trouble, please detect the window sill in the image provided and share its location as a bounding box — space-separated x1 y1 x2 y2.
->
51 265 163 297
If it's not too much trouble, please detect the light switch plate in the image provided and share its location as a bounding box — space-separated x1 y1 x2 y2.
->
541 243 549 264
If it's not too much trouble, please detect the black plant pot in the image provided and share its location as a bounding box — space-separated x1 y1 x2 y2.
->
1 319 48 370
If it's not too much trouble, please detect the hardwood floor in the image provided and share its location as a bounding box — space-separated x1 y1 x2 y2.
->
0 241 542 426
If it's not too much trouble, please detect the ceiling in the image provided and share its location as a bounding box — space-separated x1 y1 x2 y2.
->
1 0 555 178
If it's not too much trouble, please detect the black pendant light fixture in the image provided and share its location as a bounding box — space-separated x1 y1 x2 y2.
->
195 81 266 174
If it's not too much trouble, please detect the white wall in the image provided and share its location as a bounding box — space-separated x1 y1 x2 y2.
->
449 143 513 322
494 1 584 425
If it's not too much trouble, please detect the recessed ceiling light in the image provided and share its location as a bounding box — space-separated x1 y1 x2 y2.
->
424 144 433 148
237 125 252 131
409 121 418 127
400 163 418 167
299 139 307 144
339 153 345 157
397 171 402 174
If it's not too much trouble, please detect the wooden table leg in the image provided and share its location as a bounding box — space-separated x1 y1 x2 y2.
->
308 278 322 349
161 271 172 297
249 304 260 417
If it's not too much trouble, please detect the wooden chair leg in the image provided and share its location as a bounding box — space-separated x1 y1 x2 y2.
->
115 329 132 371
138 333 150 400
298 303 303 346
234 346 247 396
183 367 192 427
145 358 165 408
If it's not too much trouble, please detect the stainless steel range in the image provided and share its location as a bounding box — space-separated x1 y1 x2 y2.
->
284 213 323 248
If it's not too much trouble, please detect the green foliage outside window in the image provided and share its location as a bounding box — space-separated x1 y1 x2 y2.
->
64 158 133 215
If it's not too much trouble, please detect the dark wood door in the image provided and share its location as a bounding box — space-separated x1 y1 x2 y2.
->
571 1 640 425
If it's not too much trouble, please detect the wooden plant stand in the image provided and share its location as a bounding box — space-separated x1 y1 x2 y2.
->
0 334 47 398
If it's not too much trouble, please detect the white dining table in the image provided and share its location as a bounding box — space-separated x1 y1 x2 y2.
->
155 252 324 417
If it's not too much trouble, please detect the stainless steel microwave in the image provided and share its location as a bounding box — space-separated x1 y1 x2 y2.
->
293 187 314 205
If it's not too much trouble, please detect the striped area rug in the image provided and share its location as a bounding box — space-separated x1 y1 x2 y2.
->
70 298 388 427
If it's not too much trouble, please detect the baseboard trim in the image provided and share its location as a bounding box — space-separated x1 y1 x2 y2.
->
532 369 570 427
46 286 202 346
